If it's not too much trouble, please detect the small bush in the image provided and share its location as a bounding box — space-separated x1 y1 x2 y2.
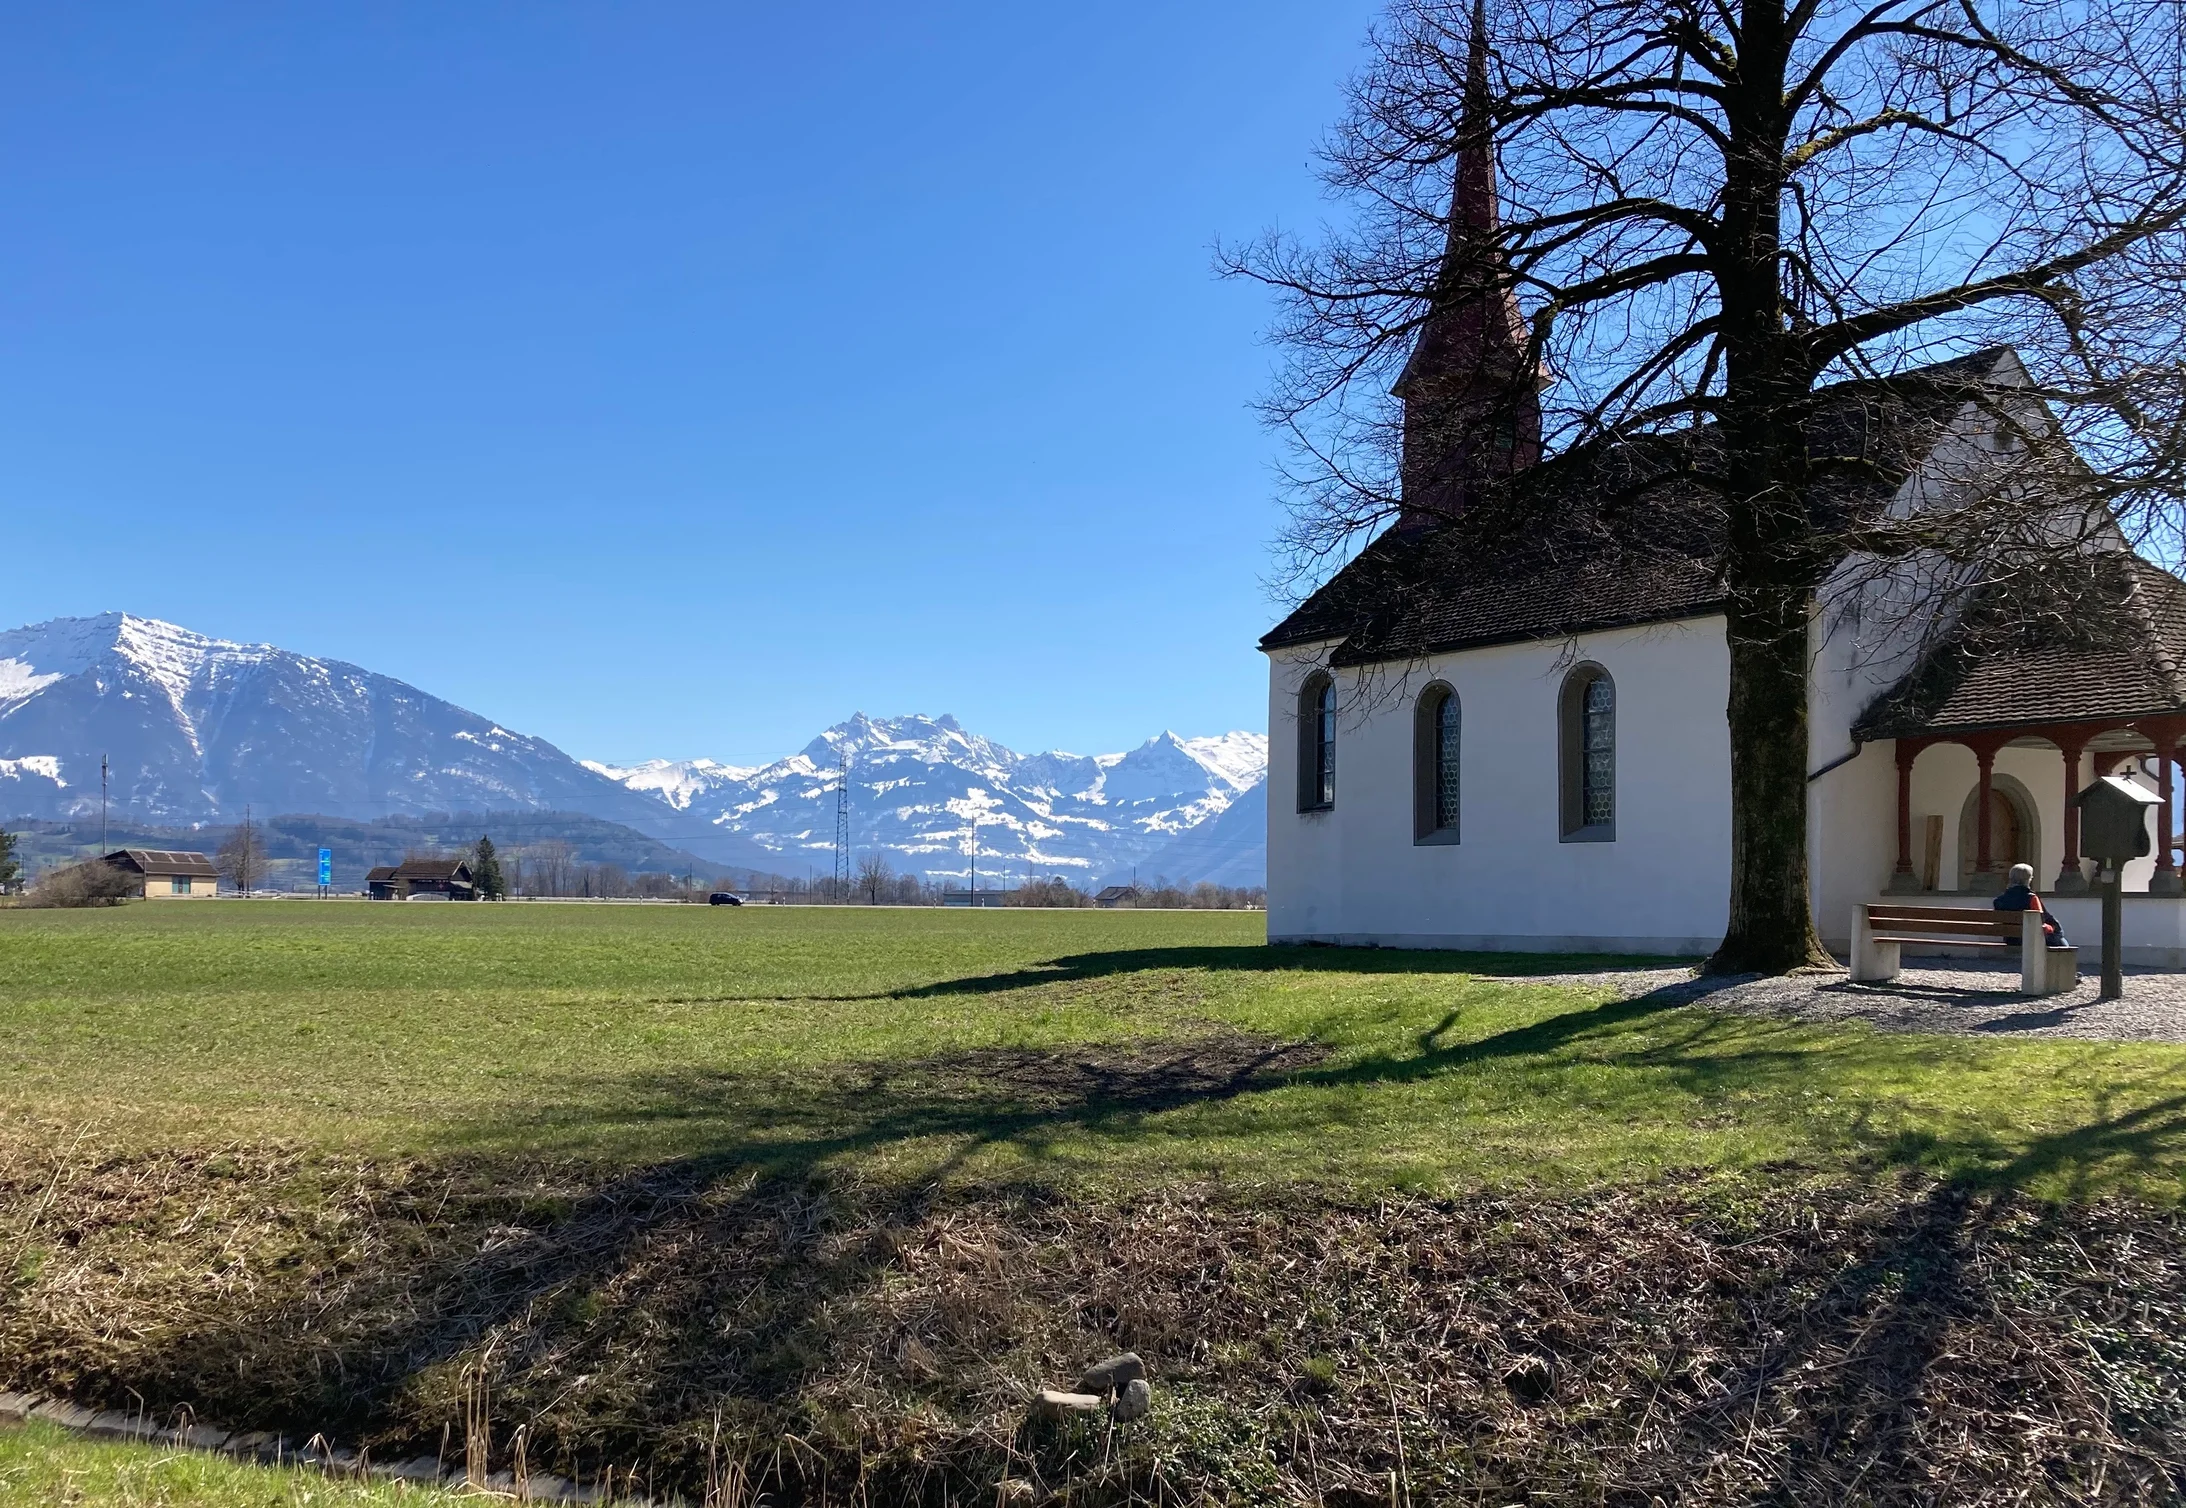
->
23 860 138 909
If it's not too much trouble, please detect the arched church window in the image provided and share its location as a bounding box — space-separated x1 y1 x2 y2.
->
1298 673 1336 812
1414 684 1460 842
1559 665 1615 840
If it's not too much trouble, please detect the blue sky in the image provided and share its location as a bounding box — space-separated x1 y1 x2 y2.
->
0 2 1381 765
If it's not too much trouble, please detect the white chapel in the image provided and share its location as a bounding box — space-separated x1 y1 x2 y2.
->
1258 53 2186 966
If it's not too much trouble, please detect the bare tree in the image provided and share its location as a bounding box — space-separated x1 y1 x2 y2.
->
1231 0 2186 969
856 853 895 905
217 810 268 896
526 840 575 897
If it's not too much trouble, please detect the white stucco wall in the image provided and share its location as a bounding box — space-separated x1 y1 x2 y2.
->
1265 617 1733 954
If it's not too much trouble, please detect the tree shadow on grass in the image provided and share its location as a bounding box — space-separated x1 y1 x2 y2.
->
794 943 1698 1004
48 1131 2177 1504
1646 1181 2109 1502
1877 1089 2186 1202
447 1029 1347 1187
448 973 2186 1200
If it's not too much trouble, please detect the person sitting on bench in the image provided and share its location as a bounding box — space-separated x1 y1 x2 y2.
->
1992 863 2068 946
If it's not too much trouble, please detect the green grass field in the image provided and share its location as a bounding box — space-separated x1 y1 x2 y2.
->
7 903 2185 1504
3 901 2183 1198
0 1423 476 1507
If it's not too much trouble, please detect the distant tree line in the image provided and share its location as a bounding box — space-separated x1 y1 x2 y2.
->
1104 878 1268 911
738 864 945 905
0 818 1264 910
491 840 695 900
736 856 1265 910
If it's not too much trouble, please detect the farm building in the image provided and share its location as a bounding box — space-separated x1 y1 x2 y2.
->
99 849 218 898
366 858 477 900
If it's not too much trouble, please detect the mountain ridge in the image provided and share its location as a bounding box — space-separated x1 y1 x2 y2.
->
0 614 1269 884
587 713 1268 884
0 611 685 836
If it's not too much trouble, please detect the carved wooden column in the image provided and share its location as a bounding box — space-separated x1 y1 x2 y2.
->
2056 734 2089 893
2158 731 2182 895
2131 716 2186 894
1886 739 1925 894
1971 740 2000 891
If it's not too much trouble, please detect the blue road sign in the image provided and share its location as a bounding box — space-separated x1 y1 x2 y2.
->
317 848 332 887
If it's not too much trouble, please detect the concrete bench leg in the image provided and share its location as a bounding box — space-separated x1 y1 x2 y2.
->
2020 913 2078 995
2020 910 2045 994
2041 945 2079 995
1851 907 1900 983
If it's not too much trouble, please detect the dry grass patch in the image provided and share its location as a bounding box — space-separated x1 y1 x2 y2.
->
3 1132 2183 1505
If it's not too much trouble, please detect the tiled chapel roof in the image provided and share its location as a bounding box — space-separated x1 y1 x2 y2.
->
1852 554 2186 739
1264 494 1726 666
1261 349 2013 666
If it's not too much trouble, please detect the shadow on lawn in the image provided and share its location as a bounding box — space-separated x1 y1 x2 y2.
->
803 942 1697 1002
450 968 2186 1199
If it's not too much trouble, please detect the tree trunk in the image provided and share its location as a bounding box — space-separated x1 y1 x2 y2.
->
1709 578 1832 971
1700 0 1828 973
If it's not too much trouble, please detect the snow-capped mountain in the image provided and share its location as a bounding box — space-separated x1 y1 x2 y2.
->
578 757 761 810
596 713 1268 884
1124 780 1268 890
0 613 1270 885
0 613 678 831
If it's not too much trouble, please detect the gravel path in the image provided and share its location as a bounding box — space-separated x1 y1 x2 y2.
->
1528 960 2186 1043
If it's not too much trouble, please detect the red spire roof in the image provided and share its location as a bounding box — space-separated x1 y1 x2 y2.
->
1393 0 1541 527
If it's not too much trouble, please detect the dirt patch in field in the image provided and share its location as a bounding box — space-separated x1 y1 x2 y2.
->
839 1033 1332 1113
2 1126 2182 1504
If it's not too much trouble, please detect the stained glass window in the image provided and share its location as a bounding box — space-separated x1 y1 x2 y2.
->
1434 693 1460 832
1314 680 1337 808
1581 675 1614 826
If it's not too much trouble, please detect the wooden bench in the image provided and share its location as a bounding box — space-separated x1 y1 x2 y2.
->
1852 903 2078 994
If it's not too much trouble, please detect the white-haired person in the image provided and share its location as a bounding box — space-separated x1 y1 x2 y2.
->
1991 862 2069 947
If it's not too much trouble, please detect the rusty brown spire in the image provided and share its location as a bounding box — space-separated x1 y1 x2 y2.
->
1393 0 1540 529
1454 0 1498 242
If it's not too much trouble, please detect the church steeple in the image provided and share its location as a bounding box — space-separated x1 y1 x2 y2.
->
1393 0 1540 529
